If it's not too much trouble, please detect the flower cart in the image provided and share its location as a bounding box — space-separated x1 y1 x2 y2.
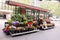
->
3 14 39 36
2 1 55 36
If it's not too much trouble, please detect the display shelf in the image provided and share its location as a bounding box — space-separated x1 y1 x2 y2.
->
39 25 54 30
10 30 39 36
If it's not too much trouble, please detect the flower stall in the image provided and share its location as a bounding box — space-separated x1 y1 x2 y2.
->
2 1 55 36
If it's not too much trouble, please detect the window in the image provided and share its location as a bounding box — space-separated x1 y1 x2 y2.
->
26 9 32 15
14 7 26 14
15 6 19 14
0 15 6 19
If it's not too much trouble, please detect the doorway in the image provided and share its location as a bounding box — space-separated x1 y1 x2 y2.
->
0 14 6 19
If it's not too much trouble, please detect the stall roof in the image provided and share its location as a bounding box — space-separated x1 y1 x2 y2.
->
6 1 49 12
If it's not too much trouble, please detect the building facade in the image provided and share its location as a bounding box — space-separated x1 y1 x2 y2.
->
0 0 14 19
0 0 60 19
0 0 41 19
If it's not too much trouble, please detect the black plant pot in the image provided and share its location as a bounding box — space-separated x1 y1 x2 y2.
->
5 22 9 27
16 30 20 33
5 32 10 35
10 28 16 34
19 30 25 33
26 28 34 31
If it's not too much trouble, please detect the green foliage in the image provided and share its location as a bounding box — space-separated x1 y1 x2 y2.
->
11 14 23 22
26 14 34 20
40 2 60 16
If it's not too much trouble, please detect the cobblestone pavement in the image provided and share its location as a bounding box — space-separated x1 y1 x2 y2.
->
0 19 60 40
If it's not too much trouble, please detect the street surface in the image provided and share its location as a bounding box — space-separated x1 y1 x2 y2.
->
0 19 60 40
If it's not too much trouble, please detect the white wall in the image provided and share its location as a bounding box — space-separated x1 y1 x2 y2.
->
0 0 6 3
0 3 2 9
6 13 11 20
31 0 40 7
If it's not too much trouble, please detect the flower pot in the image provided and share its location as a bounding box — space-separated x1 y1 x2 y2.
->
10 28 16 34
3 28 10 35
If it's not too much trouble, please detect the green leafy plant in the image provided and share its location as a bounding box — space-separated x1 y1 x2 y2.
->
26 14 34 21
11 14 23 22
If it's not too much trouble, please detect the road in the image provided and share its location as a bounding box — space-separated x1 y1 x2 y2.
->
0 19 60 40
